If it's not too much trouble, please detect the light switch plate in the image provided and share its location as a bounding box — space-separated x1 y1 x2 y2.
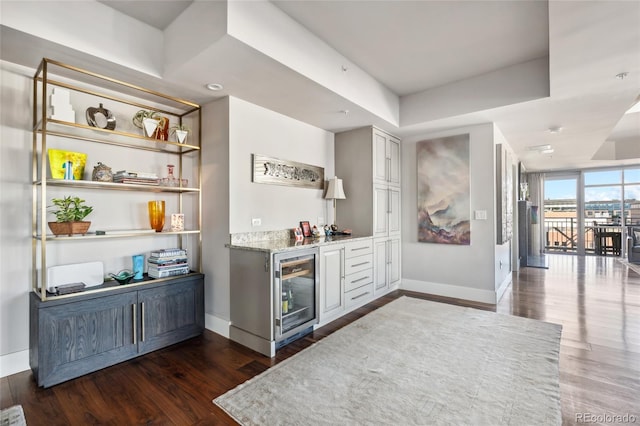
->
474 210 487 220
251 218 261 227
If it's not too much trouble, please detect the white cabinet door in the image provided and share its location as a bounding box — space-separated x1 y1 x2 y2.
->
388 136 401 186
389 187 401 235
319 246 344 320
373 238 388 295
373 130 388 184
389 238 401 287
373 184 388 237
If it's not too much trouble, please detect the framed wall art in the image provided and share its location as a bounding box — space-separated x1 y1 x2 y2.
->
252 154 324 190
416 134 471 245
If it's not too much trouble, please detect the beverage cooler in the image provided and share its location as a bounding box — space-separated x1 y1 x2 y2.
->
274 248 318 346
229 246 319 357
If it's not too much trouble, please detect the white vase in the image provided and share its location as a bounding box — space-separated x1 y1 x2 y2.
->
175 129 188 144
142 118 159 138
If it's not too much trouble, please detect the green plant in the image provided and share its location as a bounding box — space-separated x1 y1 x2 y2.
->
132 109 160 129
48 196 93 222
170 123 190 134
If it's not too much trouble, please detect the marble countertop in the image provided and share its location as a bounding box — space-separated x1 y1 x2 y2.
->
226 234 372 254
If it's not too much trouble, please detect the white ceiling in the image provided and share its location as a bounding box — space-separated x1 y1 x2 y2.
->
2 0 639 172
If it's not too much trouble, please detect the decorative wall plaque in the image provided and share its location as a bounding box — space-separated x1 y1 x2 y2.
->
252 154 324 189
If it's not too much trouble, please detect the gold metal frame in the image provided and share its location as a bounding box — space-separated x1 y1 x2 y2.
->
32 58 202 301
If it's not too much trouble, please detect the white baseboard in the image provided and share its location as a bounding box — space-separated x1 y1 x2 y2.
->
401 279 497 304
0 350 29 378
205 313 230 338
496 273 513 302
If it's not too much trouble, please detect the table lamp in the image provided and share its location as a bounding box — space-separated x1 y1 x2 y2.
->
325 176 346 227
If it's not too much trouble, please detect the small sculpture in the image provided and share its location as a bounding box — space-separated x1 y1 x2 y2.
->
92 162 113 182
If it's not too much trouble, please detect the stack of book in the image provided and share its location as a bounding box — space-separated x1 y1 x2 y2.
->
147 248 189 278
113 170 160 186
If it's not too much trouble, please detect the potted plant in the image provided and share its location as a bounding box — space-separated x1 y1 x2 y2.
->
48 196 94 236
170 123 190 144
132 109 164 138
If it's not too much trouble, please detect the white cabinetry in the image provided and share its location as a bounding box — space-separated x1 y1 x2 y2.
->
373 237 400 296
319 245 344 321
336 126 401 295
319 238 374 324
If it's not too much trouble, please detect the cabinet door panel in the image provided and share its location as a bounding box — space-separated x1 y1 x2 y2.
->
373 185 388 237
389 137 401 186
389 187 401 235
38 292 137 387
373 239 388 294
389 238 401 286
138 278 204 354
373 131 388 183
320 247 344 319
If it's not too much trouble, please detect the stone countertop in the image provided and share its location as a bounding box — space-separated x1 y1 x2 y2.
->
226 234 372 254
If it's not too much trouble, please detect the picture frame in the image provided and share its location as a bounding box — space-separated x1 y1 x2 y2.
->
293 227 304 241
300 221 311 237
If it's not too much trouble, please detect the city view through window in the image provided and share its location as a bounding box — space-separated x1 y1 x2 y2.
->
543 168 640 256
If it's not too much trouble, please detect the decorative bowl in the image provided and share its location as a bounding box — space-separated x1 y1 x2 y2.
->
110 270 135 285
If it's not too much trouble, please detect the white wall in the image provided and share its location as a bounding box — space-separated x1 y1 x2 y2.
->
201 97 230 336
401 123 512 304
0 62 32 376
202 96 335 336
228 97 334 233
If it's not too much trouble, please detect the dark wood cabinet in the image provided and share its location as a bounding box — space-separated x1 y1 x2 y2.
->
30 274 204 387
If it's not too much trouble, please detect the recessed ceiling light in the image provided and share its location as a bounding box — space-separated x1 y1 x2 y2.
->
548 126 563 134
206 83 223 91
616 72 629 80
527 144 551 151
527 144 554 155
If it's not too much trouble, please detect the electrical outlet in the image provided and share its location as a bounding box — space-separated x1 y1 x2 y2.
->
251 218 261 227
317 216 325 226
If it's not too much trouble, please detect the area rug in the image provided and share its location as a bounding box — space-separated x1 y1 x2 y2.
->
0 405 26 426
214 296 562 425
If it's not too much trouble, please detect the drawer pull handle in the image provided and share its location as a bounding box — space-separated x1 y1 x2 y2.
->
351 261 370 268
351 276 370 284
132 304 137 344
351 292 369 301
141 302 145 342
351 246 369 251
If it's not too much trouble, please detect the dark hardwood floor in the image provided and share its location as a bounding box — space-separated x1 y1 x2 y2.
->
2 254 639 425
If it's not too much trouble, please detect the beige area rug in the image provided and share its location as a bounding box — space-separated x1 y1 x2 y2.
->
0 405 26 426
618 258 640 276
214 296 562 425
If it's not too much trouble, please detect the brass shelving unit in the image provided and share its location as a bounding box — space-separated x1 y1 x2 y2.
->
32 58 202 301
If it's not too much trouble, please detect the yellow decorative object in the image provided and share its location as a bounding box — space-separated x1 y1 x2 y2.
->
48 149 87 180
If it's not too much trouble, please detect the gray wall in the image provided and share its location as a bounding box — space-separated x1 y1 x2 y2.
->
400 123 513 303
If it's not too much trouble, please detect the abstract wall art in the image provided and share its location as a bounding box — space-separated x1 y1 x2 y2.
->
417 134 470 245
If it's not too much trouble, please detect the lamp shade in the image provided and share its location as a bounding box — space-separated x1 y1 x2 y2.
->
325 176 346 200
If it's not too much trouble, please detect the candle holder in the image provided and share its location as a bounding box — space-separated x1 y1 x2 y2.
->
148 200 165 232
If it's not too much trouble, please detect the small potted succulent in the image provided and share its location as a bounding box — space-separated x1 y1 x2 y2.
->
48 196 94 236
170 123 190 144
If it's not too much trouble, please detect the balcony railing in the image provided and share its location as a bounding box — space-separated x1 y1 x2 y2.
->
543 217 623 255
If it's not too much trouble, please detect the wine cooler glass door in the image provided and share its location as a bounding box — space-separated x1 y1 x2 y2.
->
275 249 318 338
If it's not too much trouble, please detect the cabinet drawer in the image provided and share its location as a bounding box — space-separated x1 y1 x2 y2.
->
344 240 373 258
345 253 373 275
345 282 374 309
345 269 373 293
